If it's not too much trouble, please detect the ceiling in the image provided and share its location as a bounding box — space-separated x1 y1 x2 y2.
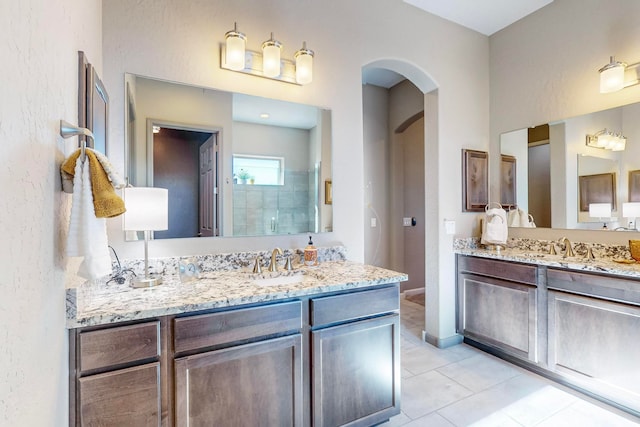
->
403 0 554 36
363 0 553 88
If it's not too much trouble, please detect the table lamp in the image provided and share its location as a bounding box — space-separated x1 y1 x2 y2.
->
123 187 168 288
622 202 640 231
589 203 612 229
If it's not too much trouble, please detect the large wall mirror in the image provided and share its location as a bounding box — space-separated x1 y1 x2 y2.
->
125 74 333 240
500 101 640 230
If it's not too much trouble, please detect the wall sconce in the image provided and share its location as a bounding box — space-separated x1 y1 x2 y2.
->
585 128 626 151
623 202 640 231
589 202 612 229
599 56 639 93
220 23 314 85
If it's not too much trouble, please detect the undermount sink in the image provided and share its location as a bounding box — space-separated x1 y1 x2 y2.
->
252 271 323 287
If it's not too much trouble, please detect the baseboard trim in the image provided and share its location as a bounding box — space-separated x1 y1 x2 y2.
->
403 288 424 297
422 332 463 348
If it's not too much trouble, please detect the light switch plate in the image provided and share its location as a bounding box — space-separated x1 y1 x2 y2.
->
403 217 412 227
370 218 377 227
444 220 456 235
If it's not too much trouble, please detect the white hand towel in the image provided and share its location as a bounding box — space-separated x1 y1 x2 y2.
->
507 208 520 227
481 208 508 245
66 156 112 280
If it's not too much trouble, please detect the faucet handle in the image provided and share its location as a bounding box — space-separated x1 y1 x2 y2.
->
586 247 595 260
549 243 557 255
284 256 293 271
252 256 262 274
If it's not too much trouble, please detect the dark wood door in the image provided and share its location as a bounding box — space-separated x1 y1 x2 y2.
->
174 334 303 427
312 314 400 427
78 362 161 427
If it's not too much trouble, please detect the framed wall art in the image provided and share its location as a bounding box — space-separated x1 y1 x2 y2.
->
629 170 640 202
500 154 517 208
578 172 616 212
462 149 488 212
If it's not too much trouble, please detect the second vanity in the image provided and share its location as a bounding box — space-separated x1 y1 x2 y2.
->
456 246 640 418
67 255 407 427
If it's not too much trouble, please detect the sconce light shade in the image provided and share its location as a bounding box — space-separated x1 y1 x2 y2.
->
585 128 627 151
123 187 168 232
589 203 612 218
599 56 627 93
295 42 314 85
262 33 282 78
225 22 247 71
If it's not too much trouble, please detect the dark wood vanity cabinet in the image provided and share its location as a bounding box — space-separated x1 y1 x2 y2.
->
70 284 401 427
310 286 401 427
69 320 165 427
173 301 303 427
457 255 539 362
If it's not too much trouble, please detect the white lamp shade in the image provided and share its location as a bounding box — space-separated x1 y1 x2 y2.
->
600 64 625 93
623 202 640 218
295 51 313 84
262 36 281 78
123 187 168 231
589 203 612 218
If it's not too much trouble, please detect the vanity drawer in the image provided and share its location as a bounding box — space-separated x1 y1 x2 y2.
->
458 256 537 285
78 321 160 373
310 285 399 327
173 300 303 353
547 268 640 306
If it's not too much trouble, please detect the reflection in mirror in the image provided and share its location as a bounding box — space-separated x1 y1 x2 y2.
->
500 102 640 230
125 74 332 239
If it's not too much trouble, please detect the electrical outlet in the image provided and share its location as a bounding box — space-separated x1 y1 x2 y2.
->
403 217 411 227
444 220 456 235
370 218 377 227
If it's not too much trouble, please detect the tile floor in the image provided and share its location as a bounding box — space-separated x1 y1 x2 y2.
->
379 295 640 426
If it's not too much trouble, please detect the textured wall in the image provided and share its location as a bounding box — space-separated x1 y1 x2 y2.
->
0 0 101 424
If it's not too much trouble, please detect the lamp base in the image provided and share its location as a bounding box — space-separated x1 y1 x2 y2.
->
131 274 163 288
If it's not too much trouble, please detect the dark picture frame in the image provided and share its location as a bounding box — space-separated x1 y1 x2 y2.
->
629 170 640 202
78 51 108 155
578 172 616 212
500 155 517 208
462 149 488 212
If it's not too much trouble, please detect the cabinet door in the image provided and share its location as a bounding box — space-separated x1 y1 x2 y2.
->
78 362 161 427
312 314 400 427
548 290 640 413
174 334 303 427
458 273 537 360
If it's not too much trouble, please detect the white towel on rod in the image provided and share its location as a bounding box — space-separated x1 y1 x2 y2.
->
66 156 112 280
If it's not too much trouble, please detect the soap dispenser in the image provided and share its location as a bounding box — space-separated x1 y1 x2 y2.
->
304 235 318 266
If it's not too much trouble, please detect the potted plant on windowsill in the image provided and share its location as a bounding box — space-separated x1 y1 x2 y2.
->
237 169 251 184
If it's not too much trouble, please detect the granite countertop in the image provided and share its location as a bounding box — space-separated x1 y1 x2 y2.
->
456 247 640 279
66 261 409 328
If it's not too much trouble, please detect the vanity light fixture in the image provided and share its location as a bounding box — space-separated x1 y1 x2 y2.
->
225 22 247 71
123 187 169 288
599 56 639 93
622 202 640 231
220 24 314 85
589 202 612 229
585 128 626 151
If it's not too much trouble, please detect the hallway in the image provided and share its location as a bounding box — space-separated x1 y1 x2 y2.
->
381 296 640 426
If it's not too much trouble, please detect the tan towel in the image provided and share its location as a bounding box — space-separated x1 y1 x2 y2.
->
61 149 126 218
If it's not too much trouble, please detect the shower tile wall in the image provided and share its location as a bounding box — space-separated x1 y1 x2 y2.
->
233 170 311 236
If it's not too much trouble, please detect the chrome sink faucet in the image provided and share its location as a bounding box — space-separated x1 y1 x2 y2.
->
268 247 283 272
559 237 574 257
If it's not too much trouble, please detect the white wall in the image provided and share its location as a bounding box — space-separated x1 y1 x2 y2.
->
234 122 310 171
500 129 528 212
490 0 640 243
0 0 102 424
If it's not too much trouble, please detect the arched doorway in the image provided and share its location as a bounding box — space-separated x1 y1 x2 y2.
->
362 60 438 342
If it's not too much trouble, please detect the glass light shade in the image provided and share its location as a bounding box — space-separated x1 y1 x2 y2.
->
295 43 314 85
262 34 282 78
123 187 168 231
623 202 640 218
599 59 626 93
589 203 612 218
611 136 626 151
225 24 246 71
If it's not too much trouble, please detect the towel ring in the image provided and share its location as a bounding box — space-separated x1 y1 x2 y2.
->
60 120 95 160
485 202 503 211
